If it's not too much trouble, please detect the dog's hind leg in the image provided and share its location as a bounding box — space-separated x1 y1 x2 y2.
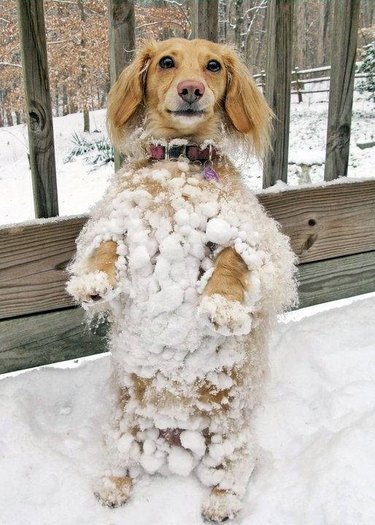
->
94 474 133 508
198 431 256 523
94 381 140 508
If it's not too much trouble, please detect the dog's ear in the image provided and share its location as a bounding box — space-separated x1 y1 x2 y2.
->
223 48 272 157
107 42 155 151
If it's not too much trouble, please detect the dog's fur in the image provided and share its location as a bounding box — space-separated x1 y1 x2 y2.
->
67 39 297 522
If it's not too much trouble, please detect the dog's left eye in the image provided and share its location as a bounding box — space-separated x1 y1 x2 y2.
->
159 56 175 69
206 60 221 72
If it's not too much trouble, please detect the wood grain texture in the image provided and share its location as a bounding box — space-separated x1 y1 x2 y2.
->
258 180 375 263
16 0 58 218
0 216 86 319
263 0 294 188
324 0 360 181
0 308 107 375
1 180 374 320
197 0 219 42
2 251 374 374
298 251 375 308
108 0 135 171
188 0 199 39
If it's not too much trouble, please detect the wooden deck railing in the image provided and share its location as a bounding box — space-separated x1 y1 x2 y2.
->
1 0 372 374
1 180 375 320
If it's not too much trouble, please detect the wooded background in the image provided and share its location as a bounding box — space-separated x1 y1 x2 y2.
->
1 0 374 129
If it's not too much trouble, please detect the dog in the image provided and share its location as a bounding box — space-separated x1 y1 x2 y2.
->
67 38 297 523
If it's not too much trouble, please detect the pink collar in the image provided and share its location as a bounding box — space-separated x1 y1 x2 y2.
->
148 143 218 163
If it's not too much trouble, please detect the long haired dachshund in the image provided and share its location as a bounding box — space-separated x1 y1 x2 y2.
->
67 38 297 523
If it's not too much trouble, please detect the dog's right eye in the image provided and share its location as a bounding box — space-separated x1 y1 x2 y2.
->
159 56 175 69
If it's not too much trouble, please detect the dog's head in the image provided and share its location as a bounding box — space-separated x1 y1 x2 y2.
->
107 38 271 157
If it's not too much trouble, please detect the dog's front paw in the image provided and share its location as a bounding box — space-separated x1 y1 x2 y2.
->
202 488 242 523
198 294 252 336
66 271 114 304
94 475 132 508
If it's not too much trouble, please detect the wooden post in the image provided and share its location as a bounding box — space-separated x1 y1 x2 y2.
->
260 69 266 94
108 0 135 171
324 0 360 181
197 0 219 42
188 0 199 39
293 66 303 103
17 0 59 218
262 0 294 188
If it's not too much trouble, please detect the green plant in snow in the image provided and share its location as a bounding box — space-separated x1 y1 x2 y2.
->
357 41 375 103
65 132 114 168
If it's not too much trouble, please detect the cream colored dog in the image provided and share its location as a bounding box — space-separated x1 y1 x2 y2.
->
67 38 297 523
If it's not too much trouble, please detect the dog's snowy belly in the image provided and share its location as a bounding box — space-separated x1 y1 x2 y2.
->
97 165 265 439
107 165 260 381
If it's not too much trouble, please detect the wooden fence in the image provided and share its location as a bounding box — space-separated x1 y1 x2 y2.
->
254 66 369 102
1 0 374 374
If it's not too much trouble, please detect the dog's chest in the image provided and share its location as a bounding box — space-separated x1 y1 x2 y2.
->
108 163 260 379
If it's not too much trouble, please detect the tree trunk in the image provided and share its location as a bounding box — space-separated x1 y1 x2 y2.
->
62 84 68 115
83 108 90 133
226 0 235 43
234 0 244 51
6 111 13 127
322 0 333 66
77 0 89 133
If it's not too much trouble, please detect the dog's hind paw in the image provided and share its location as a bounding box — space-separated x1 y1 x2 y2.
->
199 294 252 336
202 488 242 523
94 475 132 508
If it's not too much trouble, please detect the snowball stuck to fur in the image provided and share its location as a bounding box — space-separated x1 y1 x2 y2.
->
140 452 165 474
117 433 134 455
180 430 206 458
205 218 233 245
168 446 194 476
129 245 150 270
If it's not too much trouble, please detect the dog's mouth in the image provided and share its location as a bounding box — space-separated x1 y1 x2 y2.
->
167 108 205 117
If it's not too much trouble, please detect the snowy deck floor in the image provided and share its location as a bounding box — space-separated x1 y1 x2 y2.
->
1 294 375 525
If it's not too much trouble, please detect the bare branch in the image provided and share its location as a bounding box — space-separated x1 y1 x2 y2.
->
0 61 22 68
137 20 186 31
48 0 77 5
163 0 190 24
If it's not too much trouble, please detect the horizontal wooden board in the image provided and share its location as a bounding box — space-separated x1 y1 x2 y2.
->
259 180 375 263
2 250 374 374
0 216 86 319
0 180 374 319
0 307 107 374
298 251 375 308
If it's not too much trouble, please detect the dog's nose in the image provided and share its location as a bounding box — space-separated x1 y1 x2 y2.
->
177 80 205 104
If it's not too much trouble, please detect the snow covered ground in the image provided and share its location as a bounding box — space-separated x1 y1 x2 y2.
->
0 89 374 226
1 293 375 525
